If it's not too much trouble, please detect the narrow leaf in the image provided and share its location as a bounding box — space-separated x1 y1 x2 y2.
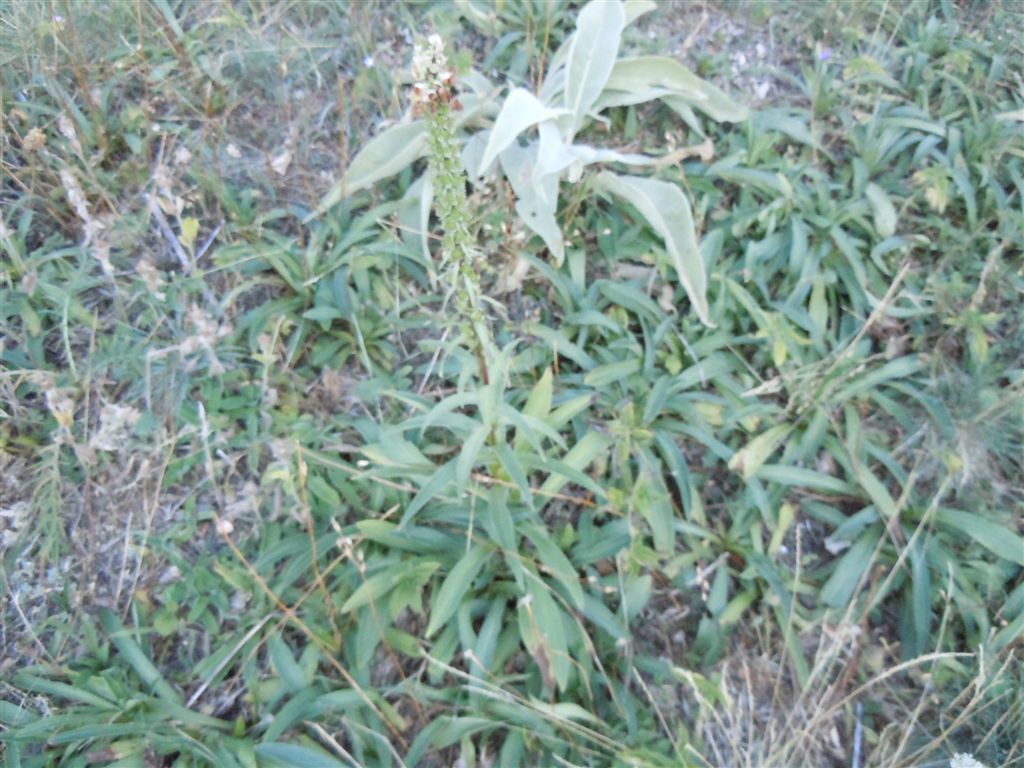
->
728 424 793 481
522 523 585 608
255 743 347 768
316 122 426 212
565 0 625 136
523 368 554 420
98 608 181 705
936 508 1024 566
594 172 712 326
821 529 878 608
501 142 565 262
604 56 749 122
865 182 898 238
539 431 611 499
456 422 490 490
402 459 457 527
426 545 489 637
583 358 641 387
268 634 307 693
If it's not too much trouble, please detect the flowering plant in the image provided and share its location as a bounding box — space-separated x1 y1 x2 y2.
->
412 34 493 383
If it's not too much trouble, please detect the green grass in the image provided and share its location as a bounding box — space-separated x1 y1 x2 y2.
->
1 1 1022 767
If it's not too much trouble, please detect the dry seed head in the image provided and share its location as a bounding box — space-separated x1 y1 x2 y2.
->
23 127 46 152
57 112 82 156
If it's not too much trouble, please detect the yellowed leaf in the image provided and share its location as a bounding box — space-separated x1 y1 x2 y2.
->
179 217 199 251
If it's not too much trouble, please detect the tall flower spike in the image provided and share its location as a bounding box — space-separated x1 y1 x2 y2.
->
412 35 491 383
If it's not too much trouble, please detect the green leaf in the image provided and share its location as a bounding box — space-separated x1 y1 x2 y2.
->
360 437 433 472
855 464 899 521
599 281 662 322
501 141 565 262
484 485 519 552
720 588 757 626
255 743 348 768
624 573 653 622
832 355 923 402
583 358 640 388
267 635 308 693
865 182 898 238
757 464 854 495
341 561 438 614
936 508 1024 566
519 573 572 691
539 431 611 499
728 424 793 481
301 306 344 325
500 404 567 451
11 675 116 710
426 545 490 637
544 394 594 430
495 442 534 509
456 422 490 490
603 56 749 122
522 367 554 420
98 608 181 705
522 523 584 608
564 0 625 137
402 459 457 527
821 529 878 608
419 390 479 437
581 594 628 641
752 109 832 157
179 216 199 251
594 172 712 326
478 89 567 176
314 121 426 213
636 475 675 554
907 540 931 657
266 690 319 743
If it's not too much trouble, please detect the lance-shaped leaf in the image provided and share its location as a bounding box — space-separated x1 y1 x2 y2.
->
865 182 898 238
501 142 565 263
604 56 749 123
538 430 611 499
564 0 625 138
728 423 794 480
426 545 489 637
478 88 567 177
518 571 572 691
314 121 426 216
594 172 712 326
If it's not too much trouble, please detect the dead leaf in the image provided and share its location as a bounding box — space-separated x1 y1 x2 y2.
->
270 149 292 175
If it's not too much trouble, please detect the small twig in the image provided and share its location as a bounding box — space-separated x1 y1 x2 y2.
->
186 615 273 708
852 701 864 768
306 721 360 768
194 219 224 262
